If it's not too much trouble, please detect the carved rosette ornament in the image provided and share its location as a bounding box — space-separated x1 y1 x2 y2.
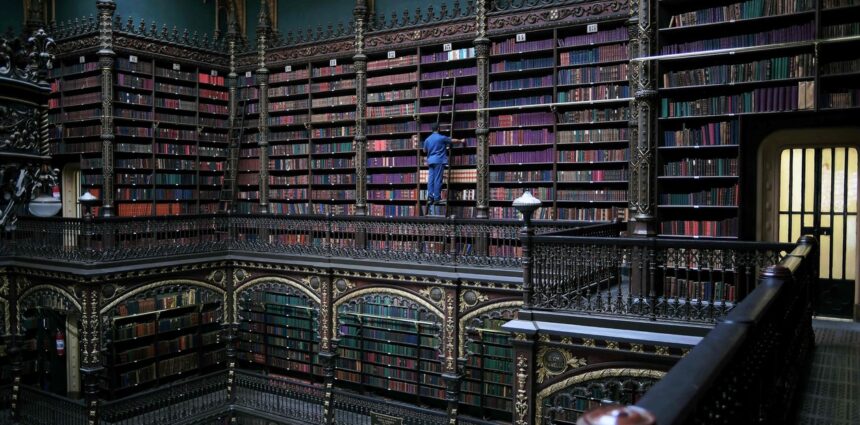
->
629 0 657 236
475 0 490 219
353 0 368 216
97 0 117 217
257 0 271 214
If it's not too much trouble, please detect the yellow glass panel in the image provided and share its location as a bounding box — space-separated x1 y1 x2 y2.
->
835 148 846 213
848 148 858 214
821 149 832 213
780 150 791 212
822 214 831 228
791 215 802 242
804 149 815 213
820 235 831 280
846 216 856 281
779 214 790 243
792 149 803 211
804 214 814 228
833 215 845 280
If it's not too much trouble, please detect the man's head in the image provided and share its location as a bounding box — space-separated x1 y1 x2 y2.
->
431 123 442 133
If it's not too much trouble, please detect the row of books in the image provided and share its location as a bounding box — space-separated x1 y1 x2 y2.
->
659 185 739 206
667 0 814 28
662 54 813 88
660 83 814 117
661 23 815 54
662 121 740 147
556 189 627 202
663 158 739 176
660 218 739 237
559 44 628 67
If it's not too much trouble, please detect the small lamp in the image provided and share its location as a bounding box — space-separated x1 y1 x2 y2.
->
78 191 98 219
28 192 62 218
512 190 542 227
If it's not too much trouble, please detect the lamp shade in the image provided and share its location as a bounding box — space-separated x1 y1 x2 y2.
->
28 193 62 217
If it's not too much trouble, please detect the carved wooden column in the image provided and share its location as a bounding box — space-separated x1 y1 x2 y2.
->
97 0 116 217
353 0 368 216
7 272 21 421
256 0 271 214
225 16 239 215
628 0 657 236
224 263 238 411
442 284 462 425
79 284 103 425
318 270 336 425
474 0 490 219
511 333 537 425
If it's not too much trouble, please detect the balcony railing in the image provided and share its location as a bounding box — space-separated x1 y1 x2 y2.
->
578 236 817 425
527 232 795 322
1 215 622 268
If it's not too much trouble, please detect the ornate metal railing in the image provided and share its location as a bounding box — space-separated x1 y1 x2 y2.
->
100 371 227 425
234 371 325 423
580 236 817 425
331 388 449 425
527 232 794 322
2 215 620 268
18 386 86 425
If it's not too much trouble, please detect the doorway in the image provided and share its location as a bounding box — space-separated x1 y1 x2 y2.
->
760 128 860 319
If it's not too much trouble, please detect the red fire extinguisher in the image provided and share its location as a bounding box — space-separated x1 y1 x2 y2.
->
55 329 65 357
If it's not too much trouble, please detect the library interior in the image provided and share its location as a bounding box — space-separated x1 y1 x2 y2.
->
0 0 857 424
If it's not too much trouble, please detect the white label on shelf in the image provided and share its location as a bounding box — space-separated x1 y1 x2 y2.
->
443 43 452 52
245 71 252 78
79 56 86 64
172 63 181 71
387 50 396 59
587 23 598 33
329 58 337 66
285 65 292 72
515 33 527 42
210 70 218 76
129 55 138 64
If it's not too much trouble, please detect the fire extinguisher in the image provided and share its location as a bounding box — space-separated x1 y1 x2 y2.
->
55 329 65 357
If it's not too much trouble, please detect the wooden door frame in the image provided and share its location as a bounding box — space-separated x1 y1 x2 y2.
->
757 127 860 321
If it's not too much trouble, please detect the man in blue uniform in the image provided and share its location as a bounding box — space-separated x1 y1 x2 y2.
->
423 124 464 209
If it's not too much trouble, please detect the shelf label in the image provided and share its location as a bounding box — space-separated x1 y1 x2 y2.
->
285 65 292 72
129 55 138 64
587 23 598 33
245 71 252 78
515 33 527 42
387 50 396 59
443 43 452 52
210 70 218 77
172 63 181 71
79 56 86 64
329 58 337 67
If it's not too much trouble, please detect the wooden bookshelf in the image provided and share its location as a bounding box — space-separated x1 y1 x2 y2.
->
236 287 321 380
51 52 230 217
105 286 224 397
655 0 825 238
335 294 444 405
309 56 357 216
460 309 517 421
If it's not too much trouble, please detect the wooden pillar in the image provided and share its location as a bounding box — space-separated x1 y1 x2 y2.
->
628 0 657 236
319 269 336 425
79 284 103 425
353 0 369 216
97 0 116 217
512 333 536 425
225 15 240 215
256 0 271 214
474 0 490 219
7 271 21 421
443 284 462 425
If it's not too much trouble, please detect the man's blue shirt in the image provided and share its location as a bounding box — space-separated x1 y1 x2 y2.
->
423 132 452 165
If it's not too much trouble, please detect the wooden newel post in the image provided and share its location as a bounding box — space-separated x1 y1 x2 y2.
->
576 405 656 425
